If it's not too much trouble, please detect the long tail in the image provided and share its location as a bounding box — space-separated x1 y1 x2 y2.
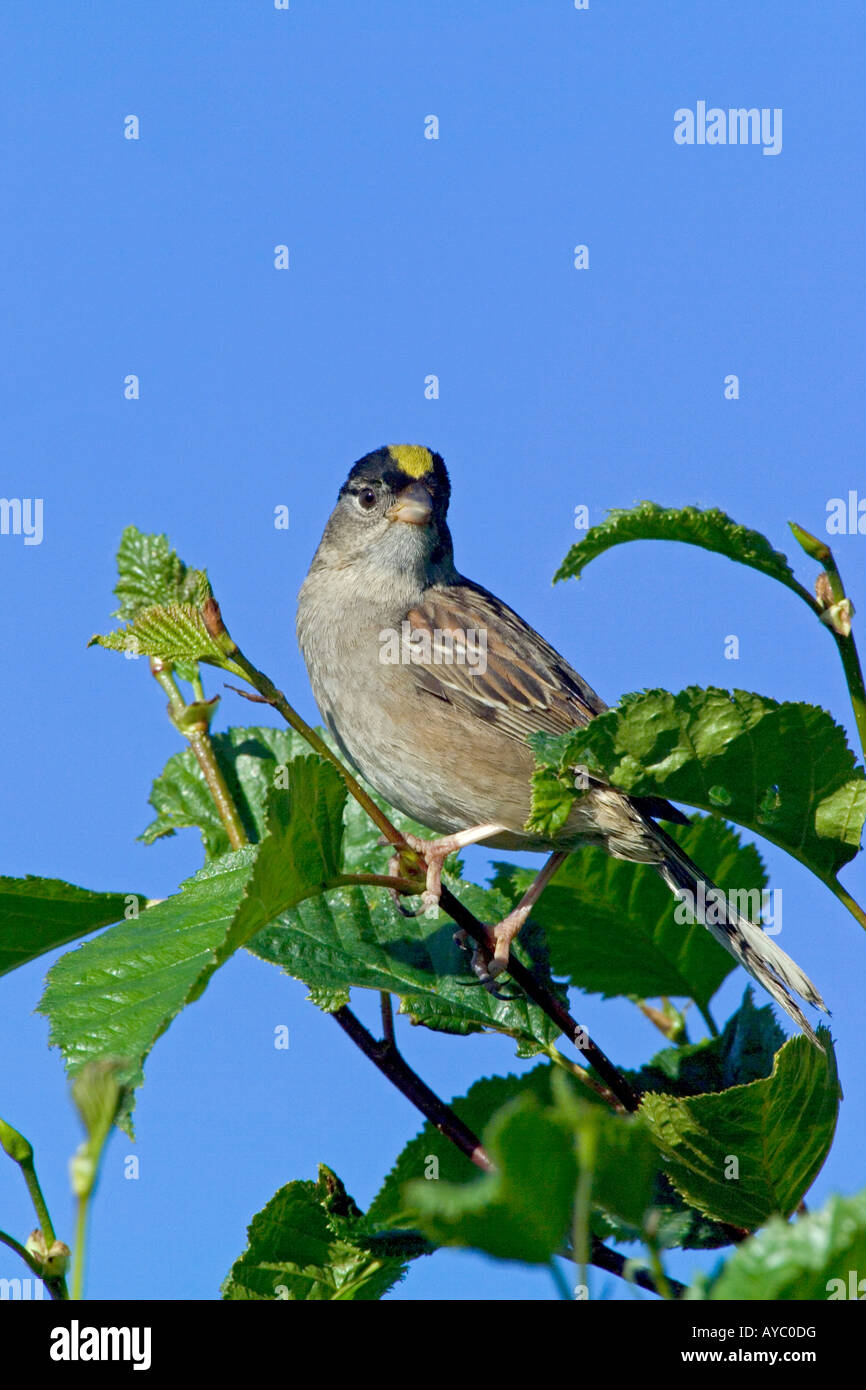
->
648 820 829 1049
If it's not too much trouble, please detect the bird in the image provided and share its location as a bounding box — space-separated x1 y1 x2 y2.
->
296 443 828 1046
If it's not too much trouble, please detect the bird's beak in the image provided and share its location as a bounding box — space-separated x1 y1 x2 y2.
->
385 481 433 526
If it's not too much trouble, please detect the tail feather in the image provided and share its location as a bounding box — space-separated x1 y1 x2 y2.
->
649 822 828 1049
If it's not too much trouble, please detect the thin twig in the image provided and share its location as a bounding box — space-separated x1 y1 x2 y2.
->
332 1006 492 1172
380 993 396 1047
151 658 247 849
790 524 866 760
589 1237 686 1298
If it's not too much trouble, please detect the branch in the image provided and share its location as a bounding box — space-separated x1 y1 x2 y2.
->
332 1006 677 1298
589 1237 686 1298
332 1005 492 1172
150 658 247 850
790 522 866 760
438 886 638 1111
204 600 639 1112
144 647 657 1296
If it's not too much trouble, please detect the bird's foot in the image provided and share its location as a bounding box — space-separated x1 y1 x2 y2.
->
452 903 533 998
383 825 507 918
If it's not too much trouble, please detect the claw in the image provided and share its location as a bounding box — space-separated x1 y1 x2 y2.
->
389 886 425 919
452 926 520 999
454 977 520 1001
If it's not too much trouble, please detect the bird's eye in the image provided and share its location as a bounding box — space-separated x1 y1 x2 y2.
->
356 487 377 510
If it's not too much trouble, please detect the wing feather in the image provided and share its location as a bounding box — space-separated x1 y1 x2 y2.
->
406 580 689 827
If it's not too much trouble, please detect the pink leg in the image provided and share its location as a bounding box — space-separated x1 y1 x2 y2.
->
396 824 508 913
467 851 568 984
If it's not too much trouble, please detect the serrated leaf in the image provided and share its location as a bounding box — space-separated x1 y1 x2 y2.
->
141 725 564 1051
248 874 563 1055
554 503 805 595
369 1067 556 1228
392 1073 661 1266
492 816 761 1010
641 1029 840 1231
306 985 351 1013
528 688 866 882
112 525 212 622
39 850 254 1128
629 989 784 1098
601 991 787 1252
689 1189 866 1300
90 602 245 680
39 757 347 1129
403 1092 578 1264
222 1166 408 1301
214 758 346 970
0 877 145 978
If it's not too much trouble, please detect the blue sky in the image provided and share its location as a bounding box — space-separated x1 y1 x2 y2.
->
0 1 864 1301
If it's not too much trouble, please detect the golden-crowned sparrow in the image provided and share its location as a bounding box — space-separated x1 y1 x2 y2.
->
297 444 827 1043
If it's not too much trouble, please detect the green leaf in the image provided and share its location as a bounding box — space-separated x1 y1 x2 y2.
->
104 526 215 680
602 991 787 1252
89 602 245 680
689 1189 866 1300
40 850 254 1128
112 525 212 623
213 757 346 971
141 726 309 855
142 725 564 1052
403 1091 578 1264
39 756 347 1128
555 503 806 597
528 688 866 882
261 872 563 1051
369 1067 556 1228
492 816 762 1010
306 984 351 1013
222 1166 409 1301
249 874 562 1056
629 989 784 1097
641 1029 841 1231
0 877 145 978
392 1073 661 1266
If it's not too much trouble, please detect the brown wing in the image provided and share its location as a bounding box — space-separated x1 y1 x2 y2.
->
406 580 690 827
405 580 607 743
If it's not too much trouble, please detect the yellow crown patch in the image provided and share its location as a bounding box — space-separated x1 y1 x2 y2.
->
388 444 434 478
